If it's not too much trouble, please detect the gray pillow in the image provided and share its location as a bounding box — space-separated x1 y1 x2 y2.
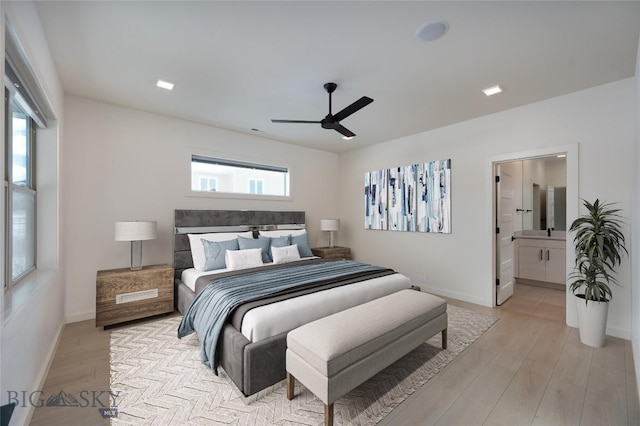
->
262 234 292 259
238 235 272 263
291 233 313 258
202 238 239 271
267 234 291 246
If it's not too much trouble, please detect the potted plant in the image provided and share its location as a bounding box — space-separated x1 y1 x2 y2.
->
569 199 628 347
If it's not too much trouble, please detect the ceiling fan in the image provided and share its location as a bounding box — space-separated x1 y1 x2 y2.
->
271 82 373 139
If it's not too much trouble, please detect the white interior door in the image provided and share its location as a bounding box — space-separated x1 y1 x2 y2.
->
496 163 515 305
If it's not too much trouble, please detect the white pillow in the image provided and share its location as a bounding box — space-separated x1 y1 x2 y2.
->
225 248 264 271
271 244 301 264
259 229 306 238
188 231 253 271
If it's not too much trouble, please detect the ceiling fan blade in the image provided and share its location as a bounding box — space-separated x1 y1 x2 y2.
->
271 119 322 124
333 96 373 122
335 125 356 138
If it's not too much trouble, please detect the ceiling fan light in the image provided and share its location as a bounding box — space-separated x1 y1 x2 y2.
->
342 136 354 140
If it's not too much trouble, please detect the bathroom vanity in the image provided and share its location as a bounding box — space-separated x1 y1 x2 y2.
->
514 230 566 286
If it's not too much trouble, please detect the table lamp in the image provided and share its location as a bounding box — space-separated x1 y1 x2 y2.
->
320 219 340 248
115 220 157 270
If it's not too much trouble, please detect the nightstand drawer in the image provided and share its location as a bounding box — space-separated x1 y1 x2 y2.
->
311 246 352 260
96 264 174 327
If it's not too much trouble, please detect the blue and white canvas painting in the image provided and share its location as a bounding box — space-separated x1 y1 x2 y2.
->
388 165 417 231
417 159 451 233
364 169 388 230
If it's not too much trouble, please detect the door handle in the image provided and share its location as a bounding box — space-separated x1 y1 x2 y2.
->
547 250 550 261
539 249 543 261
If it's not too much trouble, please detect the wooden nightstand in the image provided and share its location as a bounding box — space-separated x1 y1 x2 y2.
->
96 264 174 328
311 246 352 260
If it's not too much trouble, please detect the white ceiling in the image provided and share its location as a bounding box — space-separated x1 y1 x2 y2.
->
34 1 640 153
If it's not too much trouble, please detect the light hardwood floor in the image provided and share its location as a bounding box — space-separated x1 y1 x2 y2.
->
31 284 639 425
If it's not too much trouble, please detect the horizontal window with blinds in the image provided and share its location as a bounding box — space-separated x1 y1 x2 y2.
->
191 154 290 197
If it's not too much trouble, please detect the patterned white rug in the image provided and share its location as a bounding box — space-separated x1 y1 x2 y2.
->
110 305 497 425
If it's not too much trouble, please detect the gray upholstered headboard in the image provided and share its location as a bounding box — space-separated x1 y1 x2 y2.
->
173 209 306 279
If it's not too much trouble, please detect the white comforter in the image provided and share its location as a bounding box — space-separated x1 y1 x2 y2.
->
181 267 412 342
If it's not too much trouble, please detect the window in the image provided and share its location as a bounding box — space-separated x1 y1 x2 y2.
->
191 155 289 197
199 177 217 192
4 87 37 288
249 179 263 195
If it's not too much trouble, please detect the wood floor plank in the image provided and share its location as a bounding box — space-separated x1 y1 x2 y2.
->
533 378 586 426
626 341 640 426
378 364 481 426
434 359 515 425
523 318 571 379
550 328 593 388
484 359 549 426
581 367 627 426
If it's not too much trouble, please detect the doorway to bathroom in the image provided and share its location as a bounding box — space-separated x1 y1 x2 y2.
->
494 155 567 306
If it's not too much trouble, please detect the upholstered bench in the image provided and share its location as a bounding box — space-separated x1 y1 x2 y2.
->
286 289 447 426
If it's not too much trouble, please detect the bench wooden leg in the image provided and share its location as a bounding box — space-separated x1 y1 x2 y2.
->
442 329 447 349
286 372 295 400
325 403 334 426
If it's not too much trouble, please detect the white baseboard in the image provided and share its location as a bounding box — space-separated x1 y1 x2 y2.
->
22 320 65 426
65 310 95 324
419 284 488 307
606 325 631 340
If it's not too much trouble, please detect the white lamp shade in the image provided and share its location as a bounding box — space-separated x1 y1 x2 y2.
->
320 219 340 232
115 221 157 241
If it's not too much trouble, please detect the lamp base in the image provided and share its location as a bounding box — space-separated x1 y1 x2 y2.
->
329 232 335 248
130 240 143 271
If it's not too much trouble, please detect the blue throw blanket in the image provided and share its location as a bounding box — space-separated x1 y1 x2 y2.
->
178 260 389 373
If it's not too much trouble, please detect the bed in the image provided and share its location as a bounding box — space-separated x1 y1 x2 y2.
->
173 209 412 396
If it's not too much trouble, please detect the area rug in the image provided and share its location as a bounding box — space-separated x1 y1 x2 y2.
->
110 305 497 425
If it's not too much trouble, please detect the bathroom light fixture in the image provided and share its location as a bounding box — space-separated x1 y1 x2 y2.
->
482 85 503 96
156 79 175 90
115 221 157 270
320 219 340 248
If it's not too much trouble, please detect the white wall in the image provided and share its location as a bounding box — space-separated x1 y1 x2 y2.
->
63 96 340 322
0 1 65 425
339 78 635 339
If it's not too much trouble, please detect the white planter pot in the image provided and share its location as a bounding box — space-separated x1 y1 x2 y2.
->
575 295 609 348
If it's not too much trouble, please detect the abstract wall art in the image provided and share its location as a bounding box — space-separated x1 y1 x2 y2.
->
365 159 451 234
364 169 388 230
388 165 417 231
417 159 451 233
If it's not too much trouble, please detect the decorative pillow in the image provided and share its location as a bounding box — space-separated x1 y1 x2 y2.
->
238 235 272 263
188 231 253 271
261 234 291 247
291 232 313 257
225 248 264 271
259 229 306 238
201 238 239 271
271 244 301 264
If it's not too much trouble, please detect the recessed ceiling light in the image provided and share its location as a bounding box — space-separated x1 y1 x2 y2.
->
156 79 175 90
415 21 449 42
557 154 567 158
482 85 503 96
342 136 354 141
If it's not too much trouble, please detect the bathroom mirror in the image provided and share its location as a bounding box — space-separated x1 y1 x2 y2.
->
522 157 567 231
